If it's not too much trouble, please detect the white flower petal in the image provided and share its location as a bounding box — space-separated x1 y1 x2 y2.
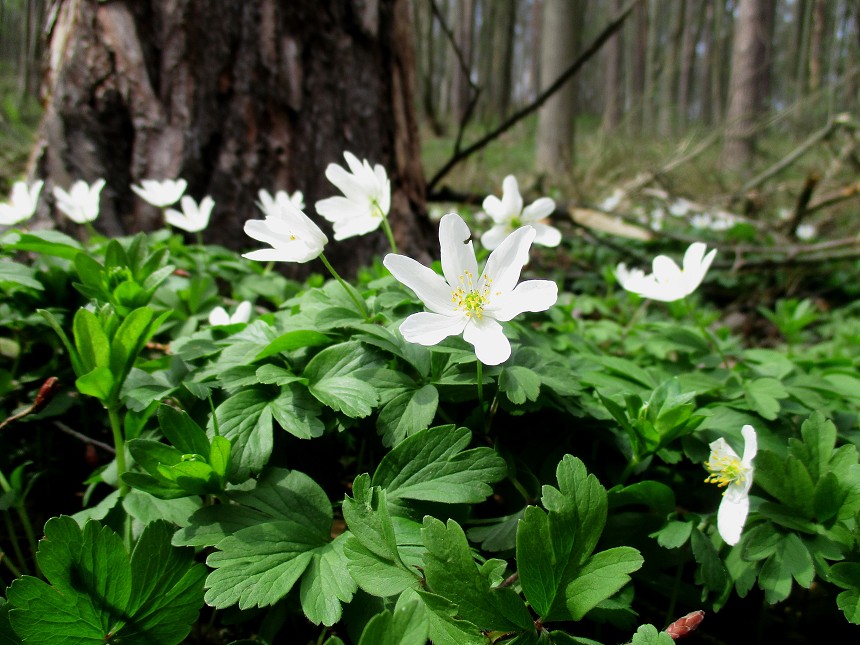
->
482 225 536 295
480 225 512 251
208 307 230 326
383 253 454 314
717 493 749 546
741 424 758 465
232 301 253 324
531 222 561 247
440 213 479 287
500 175 523 219
463 317 511 365
482 195 506 222
486 279 558 322
522 197 555 222
399 311 467 346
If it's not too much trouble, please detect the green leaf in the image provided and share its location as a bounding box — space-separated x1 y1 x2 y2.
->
303 340 383 382
691 529 728 595
608 480 676 516
200 469 352 623
254 329 332 360
310 375 379 417
757 533 814 604
7 517 204 644
416 591 485 645
75 366 115 401
653 520 693 549
341 474 420 597
159 405 211 457
0 260 43 291
4 230 83 260
560 547 643 621
299 534 357 626
743 377 788 420
799 411 836 482
376 384 439 447
358 596 429 645
631 624 674 645
372 425 507 504
421 516 533 632
73 308 111 373
499 365 541 404
829 563 860 624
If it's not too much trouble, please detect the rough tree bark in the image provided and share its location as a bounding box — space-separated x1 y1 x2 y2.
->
33 0 434 275
722 0 773 172
535 0 585 177
601 0 623 132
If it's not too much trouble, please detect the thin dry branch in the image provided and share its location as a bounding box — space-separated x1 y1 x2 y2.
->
426 0 641 192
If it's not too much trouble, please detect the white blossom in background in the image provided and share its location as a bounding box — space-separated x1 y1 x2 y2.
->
243 199 328 263
668 199 691 217
383 213 558 365
615 242 717 302
704 425 757 545
164 195 215 232
208 301 253 326
796 223 817 241
0 180 43 226
257 189 305 215
315 151 390 240
599 188 624 212
53 179 106 224
131 179 187 208
649 208 665 231
480 175 560 251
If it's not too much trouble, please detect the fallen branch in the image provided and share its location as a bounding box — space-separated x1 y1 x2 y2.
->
427 0 640 191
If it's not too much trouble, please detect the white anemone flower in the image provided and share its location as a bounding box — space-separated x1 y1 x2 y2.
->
209 301 253 326
243 200 328 263
796 223 817 241
131 178 187 208
704 425 757 546
164 195 215 232
53 179 105 224
383 213 558 365
257 189 305 214
615 242 716 302
480 175 560 251
315 151 391 241
0 180 43 226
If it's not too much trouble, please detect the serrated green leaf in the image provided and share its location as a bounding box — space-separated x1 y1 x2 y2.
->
415 590 485 645
299 534 357 626
310 375 379 417
377 384 439 447
254 330 332 360
653 520 693 549
631 624 674 645
608 480 676 515
758 533 814 604
499 365 541 404
743 377 787 420
269 384 324 439
800 411 836 482
691 529 728 595
373 425 506 504
303 340 382 381
7 518 203 644
421 517 533 632
358 596 429 645
342 475 420 597
159 405 211 457
551 547 643 621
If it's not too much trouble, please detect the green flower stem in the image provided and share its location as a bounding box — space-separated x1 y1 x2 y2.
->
2 511 28 576
685 299 729 368
0 467 38 575
195 231 204 247
618 456 641 486
380 215 398 254
319 252 371 320
476 360 485 413
108 406 129 496
0 543 23 578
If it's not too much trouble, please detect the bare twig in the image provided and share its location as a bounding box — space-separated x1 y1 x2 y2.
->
785 172 820 237
805 180 860 215
53 421 116 454
0 377 60 432
427 0 641 191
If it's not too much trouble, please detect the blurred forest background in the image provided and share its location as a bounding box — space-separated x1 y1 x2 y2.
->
0 0 858 261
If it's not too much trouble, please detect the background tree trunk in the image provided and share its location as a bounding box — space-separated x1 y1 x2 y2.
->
722 0 772 172
33 0 433 276
535 0 585 177
601 0 623 132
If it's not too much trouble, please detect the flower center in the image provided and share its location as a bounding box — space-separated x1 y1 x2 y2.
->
510 216 522 229
704 455 747 493
371 199 385 219
452 271 491 319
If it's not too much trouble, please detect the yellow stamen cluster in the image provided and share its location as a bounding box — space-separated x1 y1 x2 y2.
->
704 454 746 493
452 271 492 319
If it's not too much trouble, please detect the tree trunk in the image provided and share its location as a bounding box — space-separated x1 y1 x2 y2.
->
722 0 773 172
488 0 516 119
33 0 433 276
447 0 476 124
629 0 647 133
535 0 585 177
808 0 827 93
657 0 685 137
601 0 623 132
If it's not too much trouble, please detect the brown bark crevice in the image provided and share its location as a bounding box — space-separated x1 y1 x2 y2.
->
33 0 431 276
